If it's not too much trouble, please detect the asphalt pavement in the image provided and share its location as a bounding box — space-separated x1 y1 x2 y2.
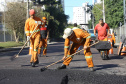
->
0 42 126 84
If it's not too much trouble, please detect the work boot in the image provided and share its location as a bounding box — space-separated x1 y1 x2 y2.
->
43 55 48 57
89 67 95 72
31 62 36 67
31 60 39 67
57 64 66 69
106 55 110 59
38 54 42 57
44 55 48 57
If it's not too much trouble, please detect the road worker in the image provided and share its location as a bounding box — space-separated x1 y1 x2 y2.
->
94 18 110 59
112 31 116 47
25 9 43 67
57 28 94 71
38 17 49 57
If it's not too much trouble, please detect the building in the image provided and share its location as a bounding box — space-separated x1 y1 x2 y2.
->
95 0 102 4
93 0 102 5
73 2 91 30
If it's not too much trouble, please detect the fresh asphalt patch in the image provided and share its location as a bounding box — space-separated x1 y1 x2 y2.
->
0 69 126 84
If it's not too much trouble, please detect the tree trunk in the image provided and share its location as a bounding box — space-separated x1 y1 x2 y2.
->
13 30 19 43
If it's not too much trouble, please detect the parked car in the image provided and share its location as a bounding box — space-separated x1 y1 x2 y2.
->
87 29 97 43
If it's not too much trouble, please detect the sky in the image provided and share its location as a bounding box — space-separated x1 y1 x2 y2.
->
64 0 93 22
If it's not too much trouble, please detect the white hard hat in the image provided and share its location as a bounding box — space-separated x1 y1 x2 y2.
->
63 28 73 39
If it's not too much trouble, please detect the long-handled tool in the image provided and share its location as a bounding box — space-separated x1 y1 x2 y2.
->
40 41 99 72
10 21 42 61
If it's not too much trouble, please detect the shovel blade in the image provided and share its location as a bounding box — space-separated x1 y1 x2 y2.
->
10 54 18 61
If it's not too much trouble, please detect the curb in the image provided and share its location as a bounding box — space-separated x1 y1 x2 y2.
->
0 47 29 52
0 42 58 52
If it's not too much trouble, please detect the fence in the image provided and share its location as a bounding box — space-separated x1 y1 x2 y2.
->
114 24 126 43
0 31 15 42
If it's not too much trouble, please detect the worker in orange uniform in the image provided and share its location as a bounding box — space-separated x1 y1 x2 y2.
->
94 18 110 59
57 28 95 71
112 31 116 47
38 17 49 57
25 9 43 67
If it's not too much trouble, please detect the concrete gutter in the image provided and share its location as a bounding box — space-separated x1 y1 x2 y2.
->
0 46 29 52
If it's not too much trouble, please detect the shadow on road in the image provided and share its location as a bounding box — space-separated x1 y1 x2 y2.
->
95 64 118 71
109 54 124 60
69 66 88 69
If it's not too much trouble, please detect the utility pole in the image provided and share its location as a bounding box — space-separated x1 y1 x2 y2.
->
92 14 94 29
84 7 86 25
26 0 29 46
92 0 95 5
120 22 122 37
27 0 29 19
4 0 6 42
92 0 95 29
124 0 126 25
103 0 105 22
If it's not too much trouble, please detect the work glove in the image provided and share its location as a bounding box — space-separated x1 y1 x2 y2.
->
27 36 30 41
62 56 67 61
84 46 87 50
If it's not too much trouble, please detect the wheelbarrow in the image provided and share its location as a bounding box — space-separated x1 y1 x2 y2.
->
95 41 111 60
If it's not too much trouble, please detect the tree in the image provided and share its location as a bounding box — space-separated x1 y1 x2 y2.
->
105 0 123 28
32 0 68 38
32 0 61 6
92 0 124 28
92 3 103 26
4 2 26 42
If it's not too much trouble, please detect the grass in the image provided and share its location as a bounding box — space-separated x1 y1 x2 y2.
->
0 41 24 49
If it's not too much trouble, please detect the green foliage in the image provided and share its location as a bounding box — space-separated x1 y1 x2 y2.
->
66 24 74 28
92 3 103 26
32 0 61 5
66 24 80 29
0 41 24 48
35 0 68 38
92 0 124 28
105 0 123 28
46 6 68 38
5 3 26 42
88 20 93 29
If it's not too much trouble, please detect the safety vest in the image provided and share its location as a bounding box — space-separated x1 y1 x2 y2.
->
40 24 48 39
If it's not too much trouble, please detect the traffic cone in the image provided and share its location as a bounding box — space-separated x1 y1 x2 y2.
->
117 42 126 56
121 45 126 56
108 37 113 54
109 47 113 54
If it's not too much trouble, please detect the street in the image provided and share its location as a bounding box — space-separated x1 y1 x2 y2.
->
0 42 126 84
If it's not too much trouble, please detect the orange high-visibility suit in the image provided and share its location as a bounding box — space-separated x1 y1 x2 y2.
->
29 44 33 55
112 33 116 46
25 16 43 63
38 23 48 56
63 29 94 68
